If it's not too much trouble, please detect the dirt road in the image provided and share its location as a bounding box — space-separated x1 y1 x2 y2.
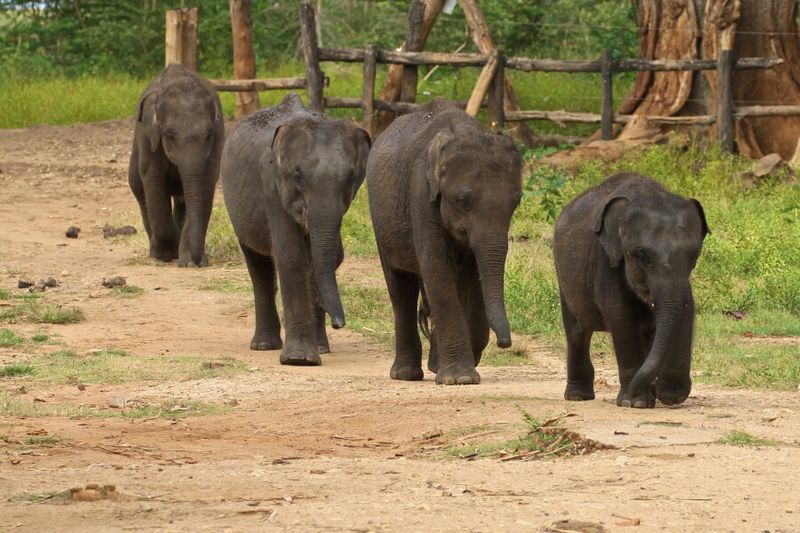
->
0 120 798 532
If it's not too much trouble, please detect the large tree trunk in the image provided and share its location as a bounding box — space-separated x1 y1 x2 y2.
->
230 0 260 119
619 0 800 159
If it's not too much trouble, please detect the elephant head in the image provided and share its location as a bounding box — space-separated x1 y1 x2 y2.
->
426 127 522 348
136 70 223 266
594 193 709 397
270 118 371 328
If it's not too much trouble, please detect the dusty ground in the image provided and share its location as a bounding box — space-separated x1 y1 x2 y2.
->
0 120 798 533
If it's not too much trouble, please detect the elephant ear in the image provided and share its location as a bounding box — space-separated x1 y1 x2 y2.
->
426 129 455 203
136 92 161 153
593 196 629 268
689 198 710 239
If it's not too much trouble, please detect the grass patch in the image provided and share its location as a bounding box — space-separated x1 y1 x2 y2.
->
1 434 62 447
481 345 533 367
443 411 584 460
0 363 34 377
1 300 84 325
111 285 144 298
30 333 50 343
716 430 780 447
199 278 251 293
339 285 394 345
0 393 227 419
0 288 12 300
11 348 247 385
0 328 24 347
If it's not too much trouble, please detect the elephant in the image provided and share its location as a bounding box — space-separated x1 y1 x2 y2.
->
221 93 371 365
553 173 709 408
128 63 224 267
367 100 523 385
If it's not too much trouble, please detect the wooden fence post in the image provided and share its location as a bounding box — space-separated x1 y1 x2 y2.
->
600 48 614 141
299 1 325 112
230 0 260 118
400 0 426 104
488 49 505 129
165 8 198 70
362 45 378 138
716 49 735 153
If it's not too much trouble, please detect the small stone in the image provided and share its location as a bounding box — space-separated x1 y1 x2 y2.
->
109 396 127 409
77 383 86 391
102 276 127 288
17 278 34 289
225 398 239 407
39 277 59 288
65 226 81 239
28 284 45 293
89 291 103 299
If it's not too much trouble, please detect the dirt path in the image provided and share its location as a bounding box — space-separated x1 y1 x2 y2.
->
0 120 798 533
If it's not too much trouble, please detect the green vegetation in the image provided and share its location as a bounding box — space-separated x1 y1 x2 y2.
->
0 392 227 419
199 278 251 293
0 328 23 347
0 299 84 325
1 434 61 447
481 345 533 367
444 411 582 460
30 333 50 343
10 348 246 385
0 363 34 377
716 430 780 447
111 285 144 298
0 288 12 300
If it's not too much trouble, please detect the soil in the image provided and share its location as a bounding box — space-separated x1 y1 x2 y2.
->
1 119 799 533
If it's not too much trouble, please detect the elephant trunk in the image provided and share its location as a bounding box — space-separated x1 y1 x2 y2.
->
309 212 345 329
628 284 689 397
180 166 210 266
473 234 512 348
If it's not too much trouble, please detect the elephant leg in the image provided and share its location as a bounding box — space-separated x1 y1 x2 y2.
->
241 243 282 351
561 293 595 401
178 186 212 268
609 314 654 408
142 170 179 262
383 264 423 381
656 302 694 406
418 241 478 385
270 211 319 366
460 258 489 367
315 305 331 354
128 147 152 240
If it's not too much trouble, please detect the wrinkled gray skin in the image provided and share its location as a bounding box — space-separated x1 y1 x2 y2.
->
128 64 224 267
553 173 709 408
367 100 522 385
221 93 370 365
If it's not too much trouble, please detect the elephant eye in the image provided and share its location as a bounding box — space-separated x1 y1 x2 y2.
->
632 248 650 265
165 128 177 139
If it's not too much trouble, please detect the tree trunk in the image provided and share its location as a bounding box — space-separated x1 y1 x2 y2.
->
457 0 535 147
374 0 444 136
619 0 800 159
230 0 260 119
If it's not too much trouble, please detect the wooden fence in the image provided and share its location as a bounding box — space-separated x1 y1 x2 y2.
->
297 3 800 151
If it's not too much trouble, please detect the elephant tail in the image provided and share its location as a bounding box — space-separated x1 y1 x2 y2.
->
418 284 432 340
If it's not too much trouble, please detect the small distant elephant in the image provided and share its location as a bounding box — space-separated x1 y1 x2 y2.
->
128 63 224 267
367 100 523 385
553 173 709 408
221 93 371 365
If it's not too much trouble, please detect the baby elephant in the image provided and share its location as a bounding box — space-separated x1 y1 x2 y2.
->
221 93 370 365
554 173 709 408
367 100 522 385
129 64 224 267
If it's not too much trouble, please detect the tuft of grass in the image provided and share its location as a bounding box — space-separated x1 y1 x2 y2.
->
339 285 394 345
13 348 246 385
2 300 84 325
199 278 251 293
716 430 780 447
30 333 50 343
0 288 12 300
0 328 24 347
205 205 242 265
111 285 144 298
481 345 533 367
0 363 34 377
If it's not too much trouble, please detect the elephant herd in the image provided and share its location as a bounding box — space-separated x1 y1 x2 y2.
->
128 64 708 408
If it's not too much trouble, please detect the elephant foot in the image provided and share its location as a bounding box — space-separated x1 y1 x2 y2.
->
616 388 656 409
317 343 331 355
656 379 691 406
390 364 424 381
564 384 595 401
250 334 282 351
178 254 208 268
280 351 321 366
426 352 439 373
150 246 178 263
435 366 480 385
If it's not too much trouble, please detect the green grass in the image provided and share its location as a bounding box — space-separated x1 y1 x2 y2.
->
0 328 24 347
0 393 227 419
199 278 252 293
1 299 84 325
339 285 394 345
716 430 780 447
0 363 34 377
481 345 533 367
0 288 12 300
11 348 246 385
30 333 50 343
1 434 61 447
111 285 144 298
